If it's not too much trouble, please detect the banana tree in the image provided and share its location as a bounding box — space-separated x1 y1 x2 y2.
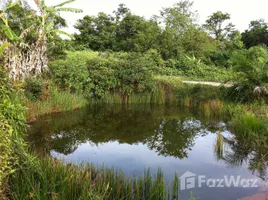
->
1 0 82 80
26 0 82 79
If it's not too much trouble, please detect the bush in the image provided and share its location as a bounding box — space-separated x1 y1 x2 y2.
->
86 52 156 99
229 46 268 102
0 66 26 196
24 78 47 101
49 52 93 94
160 54 233 82
50 51 157 101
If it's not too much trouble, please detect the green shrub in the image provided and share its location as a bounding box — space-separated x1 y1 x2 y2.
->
87 53 157 99
51 51 156 101
0 66 26 196
49 53 92 94
24 78 46 101
229 46 268 102
160 54 233 82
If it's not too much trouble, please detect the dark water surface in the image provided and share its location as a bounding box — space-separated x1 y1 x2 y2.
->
27 104 268 200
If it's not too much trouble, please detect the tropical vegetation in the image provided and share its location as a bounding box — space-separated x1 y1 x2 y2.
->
0 0 267 199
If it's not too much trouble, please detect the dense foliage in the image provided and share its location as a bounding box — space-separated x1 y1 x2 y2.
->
50 51 157 100
69 1 267 102
228 46 268 102
0 0 82 80
2 0 268 103
0 66 26 196
1 0 268 199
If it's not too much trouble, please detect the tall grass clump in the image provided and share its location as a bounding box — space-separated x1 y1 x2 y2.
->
231 113 267 137
152 76 182 104
11 157 181 200
23 90 88 122
88 93 153 104
200 100 225 117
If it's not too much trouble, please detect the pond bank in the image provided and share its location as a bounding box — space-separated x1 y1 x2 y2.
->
21 103 268 200
10 77 267 200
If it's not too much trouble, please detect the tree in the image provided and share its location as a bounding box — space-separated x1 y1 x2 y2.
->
113 3 130 23
74 4 161 53
160 0 197 31
204 11 235 41
74 13 116 51
0 0 82 80
158 1 197 59
225 30 243 50
115 13 154 52
158 1 215 59
132 18 162 53
181 26 217 58
241 19 268 48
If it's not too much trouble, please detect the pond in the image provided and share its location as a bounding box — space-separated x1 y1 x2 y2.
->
27 104 268 200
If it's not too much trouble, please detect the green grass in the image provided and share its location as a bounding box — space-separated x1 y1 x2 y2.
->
87 76 224 105
11 157 182 200
23 90 88 122
231 113 267 137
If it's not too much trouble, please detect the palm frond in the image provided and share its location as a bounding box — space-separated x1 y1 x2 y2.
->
56 7 82 13
0 42 9 55
52 29 75 39
53 0 75 8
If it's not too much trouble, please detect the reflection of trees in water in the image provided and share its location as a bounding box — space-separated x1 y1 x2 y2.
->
146 118 208 159
28 105 223 159
215 133 268 180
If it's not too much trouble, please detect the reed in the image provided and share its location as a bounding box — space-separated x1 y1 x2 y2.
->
10 157 184 200
200 100 225 117
231 113 267 137
23 90 88 122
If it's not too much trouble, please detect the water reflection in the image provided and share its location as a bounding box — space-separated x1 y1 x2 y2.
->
27 104 268 200
28 105 222 159
215 132 268 181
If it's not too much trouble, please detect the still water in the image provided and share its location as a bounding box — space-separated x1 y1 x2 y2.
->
27 104 268 200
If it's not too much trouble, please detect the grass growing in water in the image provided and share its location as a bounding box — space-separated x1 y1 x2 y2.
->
23 90 88 122
231 113 267 137
11 157 183 200
200 100 225 117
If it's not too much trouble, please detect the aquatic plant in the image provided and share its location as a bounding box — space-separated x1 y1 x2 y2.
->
231 113 267 137
200 100 225 117
23 90 88 122
11 157 183 200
